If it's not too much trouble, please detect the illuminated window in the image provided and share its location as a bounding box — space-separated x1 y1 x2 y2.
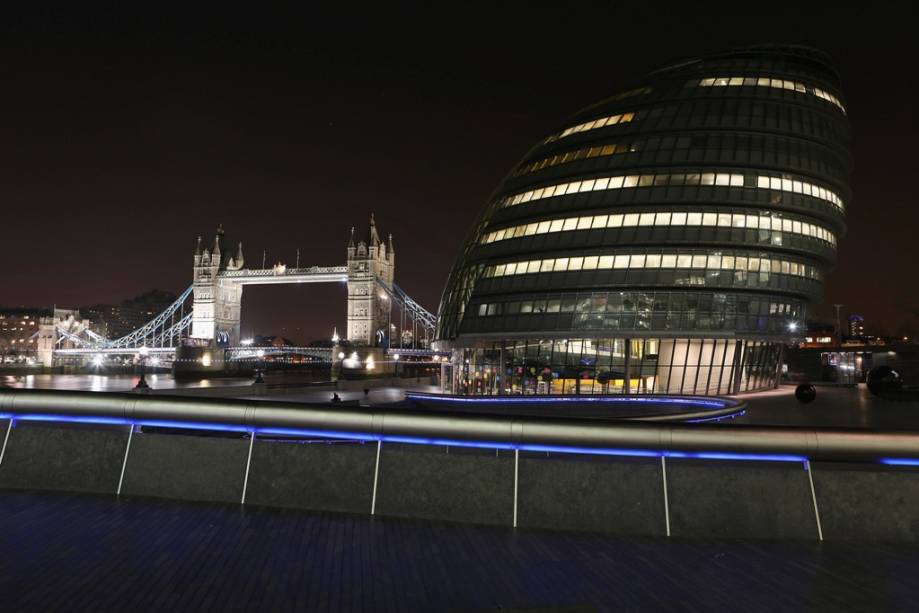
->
693 76 846 114
544 110 639 144
485 251 820 281
498 171 843 211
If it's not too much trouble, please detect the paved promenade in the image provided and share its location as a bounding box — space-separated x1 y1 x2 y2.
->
1 491 915 612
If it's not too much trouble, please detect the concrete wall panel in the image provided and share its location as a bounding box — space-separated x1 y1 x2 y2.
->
0 421 126 494
517 454 666 535
120 431 248 504
374 444 514 526
812 463 919 542
666 459 818 539
244 440 376 514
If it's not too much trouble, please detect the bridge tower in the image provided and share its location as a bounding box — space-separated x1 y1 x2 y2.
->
346 214 395 346
190 226 245 346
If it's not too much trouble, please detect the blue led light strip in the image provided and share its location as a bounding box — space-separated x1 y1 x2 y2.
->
405 393 728 409
880 458 919 467
6 412 916 466
0 412 788 462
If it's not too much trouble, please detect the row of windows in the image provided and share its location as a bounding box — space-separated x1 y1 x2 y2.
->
484 252 822 280
481 211 836 246
499 171 844 211
474 292 799 318
544 112 636 143
691 76 846 114
636 101 844 143
515 132 847 182
452 339 781 395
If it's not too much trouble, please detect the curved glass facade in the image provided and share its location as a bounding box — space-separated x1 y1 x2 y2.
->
435 45 851 395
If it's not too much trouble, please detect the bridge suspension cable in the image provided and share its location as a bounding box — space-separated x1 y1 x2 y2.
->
55 285 194 352
376 279 437 349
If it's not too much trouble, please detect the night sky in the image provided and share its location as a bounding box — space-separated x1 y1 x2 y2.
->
1 6 914 343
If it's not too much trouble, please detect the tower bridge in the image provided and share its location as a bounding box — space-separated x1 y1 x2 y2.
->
47 216 438 368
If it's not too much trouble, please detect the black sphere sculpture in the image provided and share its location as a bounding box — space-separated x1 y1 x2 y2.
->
867 366 902 397
795 383 817 403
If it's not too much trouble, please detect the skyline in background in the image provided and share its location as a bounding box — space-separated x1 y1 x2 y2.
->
1 6 914 342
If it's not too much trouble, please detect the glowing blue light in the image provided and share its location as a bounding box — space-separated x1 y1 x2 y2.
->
520 444 660 458
687 410 747 423
0 412 819 463
257 427 376 441
665 451 806 462
140 419 250 433
405 392 728 409
15 414 133 426
880 458 919 466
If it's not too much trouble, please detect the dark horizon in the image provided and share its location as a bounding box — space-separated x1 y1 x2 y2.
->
1 6 914 342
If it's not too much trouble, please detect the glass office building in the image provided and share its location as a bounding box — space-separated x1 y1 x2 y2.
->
434 45 851 395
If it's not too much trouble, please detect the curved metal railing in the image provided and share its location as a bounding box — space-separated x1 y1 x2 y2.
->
1 389 917 462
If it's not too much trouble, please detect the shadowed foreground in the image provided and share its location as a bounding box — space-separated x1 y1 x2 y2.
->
0 491 915 612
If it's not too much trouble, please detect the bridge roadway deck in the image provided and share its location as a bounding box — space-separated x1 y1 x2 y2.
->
1 490 915 612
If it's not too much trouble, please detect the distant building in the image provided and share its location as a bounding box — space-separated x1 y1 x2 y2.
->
0 308 48 362
848 314 865 340
81 289 178 340
252 335 299 347
435 45 852 395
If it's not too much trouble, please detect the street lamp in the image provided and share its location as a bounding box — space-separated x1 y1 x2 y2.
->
254 349 266 383
134 346 150 390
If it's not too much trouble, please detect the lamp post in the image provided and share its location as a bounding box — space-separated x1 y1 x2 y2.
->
134 346 150 390
254 349 265 384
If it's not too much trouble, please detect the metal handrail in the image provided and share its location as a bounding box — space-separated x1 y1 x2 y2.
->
1 389 917 461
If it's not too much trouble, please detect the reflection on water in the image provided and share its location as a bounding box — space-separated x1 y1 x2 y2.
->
1 374 251 391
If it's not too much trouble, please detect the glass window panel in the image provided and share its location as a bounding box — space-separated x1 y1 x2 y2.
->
687 212 702 225
555 257 569 270
563 218 578 231
631 254 646 267
577 217 592 230
677 254 692 268
599 255 614 268
550 219 564 232
594 177 610 190
661 254 677 268
702 213 717 226
568 257 584 271
646 254 661 267
639 213 655 226
583 255 599 269
608 176 625 188
672 212 687 225
624 214 639 226
691 254 707 268
623 175 639 188
614 255 630 268
536 221 551 233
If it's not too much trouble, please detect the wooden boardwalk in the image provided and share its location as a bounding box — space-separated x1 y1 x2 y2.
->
0 490 915 612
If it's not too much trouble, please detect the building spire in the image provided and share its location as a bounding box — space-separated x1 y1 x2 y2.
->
348 226 355 248
195 235 202 256
367 212 381 246
387 232 394 253
236 241 244 268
